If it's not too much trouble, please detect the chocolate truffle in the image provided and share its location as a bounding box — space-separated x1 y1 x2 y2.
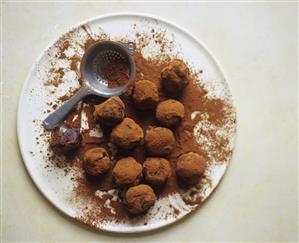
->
145 127 175 156
161 59 190 94
176 152 206 187
112 157 142 188
49 124 82 155
156 99 185 127
132 80 159 110
94 96 125 126
143 157 171 186
110 118 144 149
124 184 157 214
83 147 112 176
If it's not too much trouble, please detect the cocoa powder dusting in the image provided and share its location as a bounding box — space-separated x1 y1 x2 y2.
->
46 25 108 88
70 55 81 74
57 40 70 59
45 67 65 87
100 60 130 88
58 88 80 102
43 29 235 226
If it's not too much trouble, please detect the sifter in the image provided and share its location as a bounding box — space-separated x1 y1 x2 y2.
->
43 41 136 130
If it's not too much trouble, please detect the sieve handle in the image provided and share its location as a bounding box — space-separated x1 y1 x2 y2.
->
122 42 136 55
43 88 89 130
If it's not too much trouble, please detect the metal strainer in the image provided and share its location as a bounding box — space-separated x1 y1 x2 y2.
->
43 41 136 130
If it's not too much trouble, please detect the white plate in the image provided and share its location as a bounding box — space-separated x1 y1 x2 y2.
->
17 13 236 233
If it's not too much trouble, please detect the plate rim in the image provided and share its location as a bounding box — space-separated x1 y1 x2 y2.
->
17 12 236 233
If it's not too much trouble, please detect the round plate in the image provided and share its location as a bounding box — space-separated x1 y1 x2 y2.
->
17 13 236 233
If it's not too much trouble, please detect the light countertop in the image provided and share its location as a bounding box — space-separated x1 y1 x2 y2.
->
2 2 297 242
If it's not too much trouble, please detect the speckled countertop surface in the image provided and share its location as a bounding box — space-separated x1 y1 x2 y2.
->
2 2 297 242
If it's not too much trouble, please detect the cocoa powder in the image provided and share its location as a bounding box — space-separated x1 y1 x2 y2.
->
44 28 235 225
100 60 129 88
46 25 108 88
